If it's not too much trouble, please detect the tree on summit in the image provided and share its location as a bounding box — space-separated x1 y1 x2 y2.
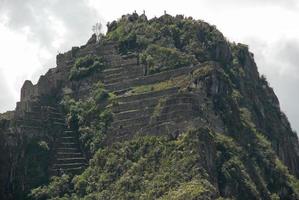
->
92 22 102 42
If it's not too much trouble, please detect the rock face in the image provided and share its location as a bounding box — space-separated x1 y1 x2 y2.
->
0 14 299 200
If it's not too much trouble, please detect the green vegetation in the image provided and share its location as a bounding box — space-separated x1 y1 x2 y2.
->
215 133 259 199
127 75 187 95
151 97 167 122
62 82 113 156
4 138 53 199
158 180 216 200
105 13 231 74
69 55 105 80
140 44 196 74
30 129 218 200
29 175 71 200
29 126 299 200
25 139 52 191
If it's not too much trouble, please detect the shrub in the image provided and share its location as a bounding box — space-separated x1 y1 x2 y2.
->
69 55 105 80
29 174 71 200
142 44 196 74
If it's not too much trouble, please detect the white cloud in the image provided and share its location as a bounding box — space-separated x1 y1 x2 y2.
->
0 24 41 99
0 69 15 112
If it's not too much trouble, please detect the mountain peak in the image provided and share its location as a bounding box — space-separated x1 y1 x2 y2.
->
0 13 298 200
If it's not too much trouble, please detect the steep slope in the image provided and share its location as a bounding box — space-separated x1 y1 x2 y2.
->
0 13 298 200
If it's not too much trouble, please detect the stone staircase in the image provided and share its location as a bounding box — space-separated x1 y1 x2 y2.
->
43 106 88 176
14 100 88 176
50 129 87 176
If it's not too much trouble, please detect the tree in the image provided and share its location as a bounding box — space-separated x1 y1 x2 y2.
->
92 22 103 42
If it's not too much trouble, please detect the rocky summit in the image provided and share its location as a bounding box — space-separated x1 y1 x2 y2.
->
0 13 299 200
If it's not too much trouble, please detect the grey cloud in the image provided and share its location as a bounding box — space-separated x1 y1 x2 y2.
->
275 40 299 74
272 39 299 133
0 70 15 113
0 0 103 112
205 0 298 10
0 0 102 52
247 38 299 133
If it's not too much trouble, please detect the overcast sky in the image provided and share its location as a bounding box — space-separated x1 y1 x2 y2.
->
0 0 298 133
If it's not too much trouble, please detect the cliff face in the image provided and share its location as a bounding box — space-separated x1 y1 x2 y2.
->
0 13 299 200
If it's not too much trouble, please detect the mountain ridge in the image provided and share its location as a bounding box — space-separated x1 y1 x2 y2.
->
0 13 298 200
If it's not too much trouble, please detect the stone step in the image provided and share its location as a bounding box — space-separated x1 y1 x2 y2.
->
103 65 142 79
49 166 85 175
112 88 132 96
110 107 200 136
60 136 76 139
56 152 83 158
113 108 154 121
112 92 200 114
57 137 77 143
56 148 80 153
56 157 86 164
102 67 124 76
58 142 79 148
103 73 144 85
63 130 74 134
110 90 178 113
103 71 124 80
107 57 138 68
52 162 87 170
115 87 179 104
104 65 196 91
61 131 76 136
43 106 61 112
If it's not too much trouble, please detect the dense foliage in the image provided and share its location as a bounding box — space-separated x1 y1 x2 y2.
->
69 55 105 80
29 175 72 200
62 82 113 156
29 128 299 200
29 129 218 200
106 13 231 74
